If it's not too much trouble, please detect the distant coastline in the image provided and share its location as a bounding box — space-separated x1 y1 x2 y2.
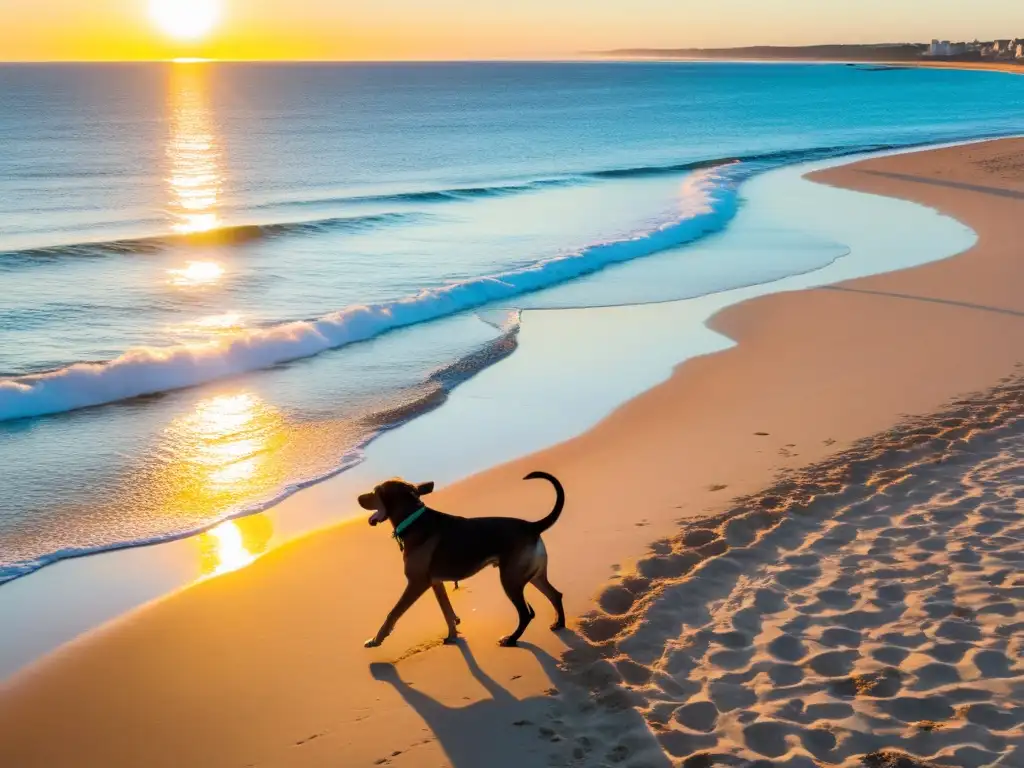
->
604 43 926 62
601 43 1024 74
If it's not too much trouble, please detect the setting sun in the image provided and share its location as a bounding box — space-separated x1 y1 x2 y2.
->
150 0 221 42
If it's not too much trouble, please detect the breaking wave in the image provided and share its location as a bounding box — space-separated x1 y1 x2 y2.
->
0 167 739 422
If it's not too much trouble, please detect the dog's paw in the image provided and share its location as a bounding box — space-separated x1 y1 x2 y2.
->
498 636 519 647
454 616 461 626
364 638 383 648
442 635 459 645
550 621 566 632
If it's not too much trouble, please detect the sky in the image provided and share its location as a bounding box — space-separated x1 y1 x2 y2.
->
1 0 1023 61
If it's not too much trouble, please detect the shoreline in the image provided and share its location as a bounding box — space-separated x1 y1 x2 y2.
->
2 139 1024 766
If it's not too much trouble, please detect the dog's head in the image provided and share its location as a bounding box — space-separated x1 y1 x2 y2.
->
358 478 435 527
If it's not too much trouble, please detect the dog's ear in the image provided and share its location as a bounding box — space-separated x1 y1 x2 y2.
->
416 481 435 496
357 492 378 510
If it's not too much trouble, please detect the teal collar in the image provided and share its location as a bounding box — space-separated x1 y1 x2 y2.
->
393 506 426 549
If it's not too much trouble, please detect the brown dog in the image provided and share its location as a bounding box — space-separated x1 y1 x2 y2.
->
359 471 566 648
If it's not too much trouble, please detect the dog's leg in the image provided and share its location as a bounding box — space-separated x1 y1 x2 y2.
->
432 582 460 644
531 566 566 631
497 570 534 647
364 580 429 648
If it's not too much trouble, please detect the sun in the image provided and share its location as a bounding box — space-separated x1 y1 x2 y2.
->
150 0 221 42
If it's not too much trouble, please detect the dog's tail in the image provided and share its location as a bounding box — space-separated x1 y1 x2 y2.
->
525 471 565 535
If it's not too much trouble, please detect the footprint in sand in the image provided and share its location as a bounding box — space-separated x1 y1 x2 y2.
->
545 383 1024 767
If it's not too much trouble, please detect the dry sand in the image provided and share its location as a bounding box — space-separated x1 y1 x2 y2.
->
560 380 1024 767
1 140 1024 768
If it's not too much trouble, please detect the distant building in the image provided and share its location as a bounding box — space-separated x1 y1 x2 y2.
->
927 39 968 57
929 35 1023 60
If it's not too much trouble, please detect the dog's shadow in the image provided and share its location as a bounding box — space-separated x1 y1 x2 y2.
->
369 640 566 768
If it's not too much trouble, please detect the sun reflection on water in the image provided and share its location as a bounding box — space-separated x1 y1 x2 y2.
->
163 391 287 579
173 392 283 576
205 520 255 575
181 393 269 489
165 63 223 235
168 259 225 286
167 312 246 343
198 517 273 578
195 312 244 331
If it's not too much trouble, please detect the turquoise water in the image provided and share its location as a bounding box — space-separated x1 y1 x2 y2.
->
1 61 1022 582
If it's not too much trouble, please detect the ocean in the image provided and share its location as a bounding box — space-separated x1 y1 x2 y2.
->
2 61 1023 583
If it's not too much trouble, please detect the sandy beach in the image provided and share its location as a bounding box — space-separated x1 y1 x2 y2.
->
907 60 1024 75
2 139 1024 767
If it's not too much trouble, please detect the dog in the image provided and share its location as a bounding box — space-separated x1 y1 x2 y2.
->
359 471 566 648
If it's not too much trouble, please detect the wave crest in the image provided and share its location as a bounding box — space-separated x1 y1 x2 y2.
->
0 212 416 264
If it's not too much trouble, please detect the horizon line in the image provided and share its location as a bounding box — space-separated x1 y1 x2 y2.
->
0 42 945 65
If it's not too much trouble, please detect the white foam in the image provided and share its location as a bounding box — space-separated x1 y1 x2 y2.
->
0 168 738 423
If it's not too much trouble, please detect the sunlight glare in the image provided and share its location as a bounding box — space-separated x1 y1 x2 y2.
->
195 312 245 331
169 391 284 505
166 64 224 235
150 0 221 42
200 520 256 576
169 260 225 287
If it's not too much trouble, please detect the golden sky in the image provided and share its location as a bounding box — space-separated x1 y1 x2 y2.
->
2 0 1023 61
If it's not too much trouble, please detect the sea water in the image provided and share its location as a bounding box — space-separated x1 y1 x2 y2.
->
1 61 1022 582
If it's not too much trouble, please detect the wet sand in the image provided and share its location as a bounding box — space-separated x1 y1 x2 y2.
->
1 139 1023 767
